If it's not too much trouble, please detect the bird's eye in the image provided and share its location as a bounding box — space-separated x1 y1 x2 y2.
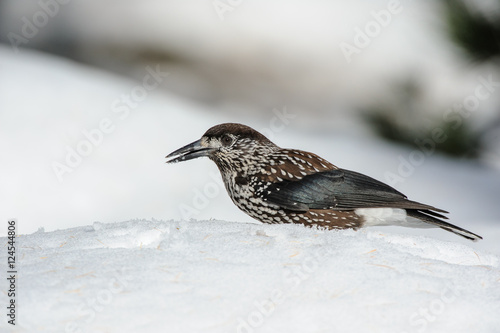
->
221 135 233 146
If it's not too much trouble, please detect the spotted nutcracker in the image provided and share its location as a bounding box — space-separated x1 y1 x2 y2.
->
166 123 482 241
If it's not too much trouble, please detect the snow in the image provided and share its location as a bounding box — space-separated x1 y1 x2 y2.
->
1 219 499 332
1 44 500 332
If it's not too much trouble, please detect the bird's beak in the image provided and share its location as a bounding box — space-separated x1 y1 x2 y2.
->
166 139 214 164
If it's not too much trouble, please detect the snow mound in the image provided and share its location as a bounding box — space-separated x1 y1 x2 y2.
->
2 220 499 333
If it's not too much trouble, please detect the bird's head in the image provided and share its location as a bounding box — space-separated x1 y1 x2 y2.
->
166 123 278 171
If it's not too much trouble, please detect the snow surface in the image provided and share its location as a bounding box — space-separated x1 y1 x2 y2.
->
1 219 499 332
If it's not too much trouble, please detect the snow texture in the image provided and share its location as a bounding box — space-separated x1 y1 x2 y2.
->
1 219 499 333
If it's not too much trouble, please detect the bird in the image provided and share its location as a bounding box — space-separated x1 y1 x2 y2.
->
166 123 482 241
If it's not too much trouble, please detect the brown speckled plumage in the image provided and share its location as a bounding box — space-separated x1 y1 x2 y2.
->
166 123 482 241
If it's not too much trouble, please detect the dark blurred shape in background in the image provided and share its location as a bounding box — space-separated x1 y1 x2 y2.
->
364 77 483 158
366 0 500 159
444 0 500 62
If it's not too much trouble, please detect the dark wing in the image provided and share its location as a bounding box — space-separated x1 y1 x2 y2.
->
260 169 483 241
261 168 447 214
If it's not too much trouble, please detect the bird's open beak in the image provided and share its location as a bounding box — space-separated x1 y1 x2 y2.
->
166 139 214 164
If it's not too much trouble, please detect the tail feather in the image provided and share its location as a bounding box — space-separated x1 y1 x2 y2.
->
406 209 482 242
415 208 448 220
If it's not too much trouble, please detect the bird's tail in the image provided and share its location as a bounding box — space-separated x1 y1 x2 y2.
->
406 209 482 242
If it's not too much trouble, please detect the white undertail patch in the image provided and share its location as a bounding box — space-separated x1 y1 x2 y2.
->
355 208 435 229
